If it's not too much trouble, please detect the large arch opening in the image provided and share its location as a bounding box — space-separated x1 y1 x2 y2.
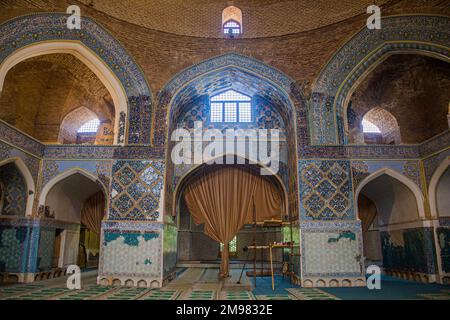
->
161 54 300 282
38 170 106 274
347 54 450 145
174 159 288 278
356 169 434 282
0 42 126 145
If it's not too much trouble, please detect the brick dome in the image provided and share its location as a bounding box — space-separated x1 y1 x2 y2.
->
78 0 390 38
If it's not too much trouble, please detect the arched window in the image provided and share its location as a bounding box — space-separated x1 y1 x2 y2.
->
78 118 100 133
362 108 401 144
362 119 381 133
58 107 108 145
223 20 241 35
210 90 252 123
222 6 242 37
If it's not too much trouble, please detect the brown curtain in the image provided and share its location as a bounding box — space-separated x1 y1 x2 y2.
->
184 166 283 278
81 191 105 235
358 194 378 232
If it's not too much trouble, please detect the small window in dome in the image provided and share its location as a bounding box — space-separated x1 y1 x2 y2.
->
210 90 252 123
222 6 242 37
223 20 241 35
78 119 100 133
362 119 381 133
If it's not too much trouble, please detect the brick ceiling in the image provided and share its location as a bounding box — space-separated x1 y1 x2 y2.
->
76 0 391 38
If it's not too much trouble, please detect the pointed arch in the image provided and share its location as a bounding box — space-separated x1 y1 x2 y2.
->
355 167 425 220
360 107 401 144
154 53 300 147
429 157 450 218
0 157 36 216
172 154 289 217
38 167 107 209
0 13 153 144
159 53 302 227
0 41 125 145
58 107 100 144
310 15 450 145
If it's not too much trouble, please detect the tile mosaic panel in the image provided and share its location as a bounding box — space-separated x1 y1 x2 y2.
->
423 149 450 185
0 217 44 274
110 160 165 221
37 228 55 272
100 230 162 279
0 122 44 157
299 160 354 220
0 226 28 273
437 227 450 273
303 231 361 276
41 160 112 193
0 140 41 185
0 163 27 216
300 221 363 278
351 160 422 191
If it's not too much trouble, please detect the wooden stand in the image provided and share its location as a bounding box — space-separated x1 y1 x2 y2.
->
237 197 297 290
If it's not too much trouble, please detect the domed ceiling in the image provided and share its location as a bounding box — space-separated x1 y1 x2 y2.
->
77 0 391 38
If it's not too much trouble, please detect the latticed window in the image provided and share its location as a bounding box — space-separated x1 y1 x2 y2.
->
223 20 241 35
222 6 242 37
362 119 381 133
210 90 252 123
220 236 237 253
78 119 100 133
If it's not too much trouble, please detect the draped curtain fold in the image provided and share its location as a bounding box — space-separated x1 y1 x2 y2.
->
184 166 283 278
81 191 105 235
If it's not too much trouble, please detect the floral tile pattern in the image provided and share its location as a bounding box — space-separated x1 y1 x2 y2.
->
299 160 354 220
110 160 165 221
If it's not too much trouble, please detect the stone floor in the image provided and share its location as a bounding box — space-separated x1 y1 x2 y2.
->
0 269 449 300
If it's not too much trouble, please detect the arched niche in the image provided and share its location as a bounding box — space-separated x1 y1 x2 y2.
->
158 54 300 224
37 168 106 269
58 107 100 145
38 168 108 222
0 157 35 217
173 156 288 263
355 168 425 226
352 107 401 145
0 42 124 145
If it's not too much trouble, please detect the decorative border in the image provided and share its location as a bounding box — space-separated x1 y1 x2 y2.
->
0 122 44 157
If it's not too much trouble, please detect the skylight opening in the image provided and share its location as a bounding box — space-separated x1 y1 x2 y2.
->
362 119 381 133
78 118 100 133
210 90 252 123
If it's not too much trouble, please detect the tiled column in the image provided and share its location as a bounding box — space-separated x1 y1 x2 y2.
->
298 160 366 287
98 159 167 288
